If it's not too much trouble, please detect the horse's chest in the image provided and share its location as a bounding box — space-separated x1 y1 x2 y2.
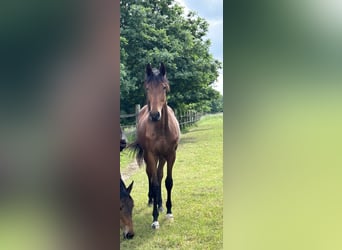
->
146 130 163 140
147 133 167 146
141 133 175 152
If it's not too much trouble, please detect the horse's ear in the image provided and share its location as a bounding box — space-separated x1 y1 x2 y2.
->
146 63 153 77
159 62 166 77
127 181 134 194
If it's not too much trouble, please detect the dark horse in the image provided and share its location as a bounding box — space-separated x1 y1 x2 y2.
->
120 127 134 239
130 63 180 229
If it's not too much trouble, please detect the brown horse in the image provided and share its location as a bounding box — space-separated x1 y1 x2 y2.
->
120 127 134 239
130 63 180 229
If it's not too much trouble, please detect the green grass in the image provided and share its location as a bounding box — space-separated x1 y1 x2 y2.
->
224 87 342 250
120 113 223 249
121 150 133 170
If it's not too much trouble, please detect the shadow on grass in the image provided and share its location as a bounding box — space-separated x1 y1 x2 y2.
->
184 127 211 133
179 123 198 134
179 137 197 144
179 127 212 144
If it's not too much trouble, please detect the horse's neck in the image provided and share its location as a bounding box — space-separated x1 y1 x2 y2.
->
161 103 169 133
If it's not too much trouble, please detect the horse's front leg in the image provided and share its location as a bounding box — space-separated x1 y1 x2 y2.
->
165 152 176 220
151 178 161 229
145 152 160 229
157 158 166 212
146 170 153 206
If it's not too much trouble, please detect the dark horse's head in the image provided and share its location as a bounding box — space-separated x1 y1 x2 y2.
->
120 127 127 151
120 127 134 239
120 178 134 239
145 63 170 122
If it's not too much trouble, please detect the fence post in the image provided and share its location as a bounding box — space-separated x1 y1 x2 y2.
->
179 112 184 129
135 104 140 127
187 110 190 127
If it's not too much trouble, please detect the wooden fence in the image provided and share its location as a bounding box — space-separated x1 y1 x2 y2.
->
120 104 202 137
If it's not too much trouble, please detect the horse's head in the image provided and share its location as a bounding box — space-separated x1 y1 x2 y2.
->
120 127 127 151
145 63 170 122
120 178 134 239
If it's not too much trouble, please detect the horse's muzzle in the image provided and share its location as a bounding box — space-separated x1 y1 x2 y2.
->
149 111 161 121
124 232 134 239
120 139 126 151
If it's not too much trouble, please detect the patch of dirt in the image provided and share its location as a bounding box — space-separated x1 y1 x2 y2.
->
121 161 141 181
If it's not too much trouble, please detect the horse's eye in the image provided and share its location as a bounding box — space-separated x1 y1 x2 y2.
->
163 86 166 90
120 205 123 211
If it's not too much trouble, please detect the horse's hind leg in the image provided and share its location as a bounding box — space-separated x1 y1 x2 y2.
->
165 152 176 219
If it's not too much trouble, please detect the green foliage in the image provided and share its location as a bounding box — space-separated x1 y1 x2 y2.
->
120 0 222 114
210 93 223 113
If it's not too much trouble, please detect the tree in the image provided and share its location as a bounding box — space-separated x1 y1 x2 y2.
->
120 0 222 114
210 93 223 113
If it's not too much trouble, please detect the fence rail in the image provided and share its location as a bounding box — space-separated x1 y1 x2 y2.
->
176 110 202 129
119 114 136 118
120 104 202 137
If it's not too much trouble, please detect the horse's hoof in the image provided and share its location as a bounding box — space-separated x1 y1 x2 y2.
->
148 201 153 207
158 206 164 212
151 221 160 229
165 213 174 221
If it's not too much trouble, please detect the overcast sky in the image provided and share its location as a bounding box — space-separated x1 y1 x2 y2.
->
174 0 223 94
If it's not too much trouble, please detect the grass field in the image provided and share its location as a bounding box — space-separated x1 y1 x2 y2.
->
120 113 223 249
224 87 342 250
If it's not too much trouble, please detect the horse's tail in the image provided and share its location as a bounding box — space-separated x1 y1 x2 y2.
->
127 141 144 167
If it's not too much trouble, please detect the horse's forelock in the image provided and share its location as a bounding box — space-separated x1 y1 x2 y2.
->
152 68 160 75
145 74 168 87
145 67 168 83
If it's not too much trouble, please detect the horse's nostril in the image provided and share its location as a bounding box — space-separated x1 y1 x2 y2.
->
150 112 161 121
126 232 134 239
